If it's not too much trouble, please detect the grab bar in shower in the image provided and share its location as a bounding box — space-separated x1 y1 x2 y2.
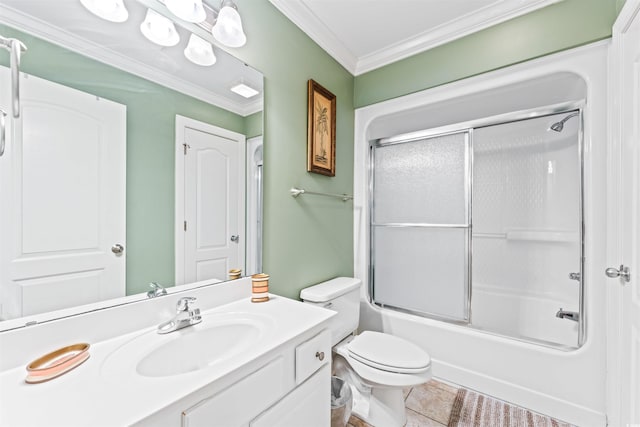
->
290 187 353 202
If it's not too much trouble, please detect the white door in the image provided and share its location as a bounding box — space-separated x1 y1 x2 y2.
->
0 67 126 320
607 1 640 424
175 116 245 285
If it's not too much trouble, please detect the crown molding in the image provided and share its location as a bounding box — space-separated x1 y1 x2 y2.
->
0 4 258 117
268 0 358 73
270 0 563 76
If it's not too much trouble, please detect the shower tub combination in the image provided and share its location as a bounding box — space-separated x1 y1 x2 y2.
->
354 42 608 426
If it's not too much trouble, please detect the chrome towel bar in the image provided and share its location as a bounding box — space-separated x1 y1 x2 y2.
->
290 187 353 202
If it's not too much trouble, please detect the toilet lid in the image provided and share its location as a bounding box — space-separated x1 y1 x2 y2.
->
347 331 431 374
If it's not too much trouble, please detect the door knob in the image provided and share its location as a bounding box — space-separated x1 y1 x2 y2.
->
605 265 630 283
230 235 239 243
111 244 124 254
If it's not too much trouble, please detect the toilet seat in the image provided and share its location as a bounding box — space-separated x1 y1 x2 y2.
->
347 331 431 374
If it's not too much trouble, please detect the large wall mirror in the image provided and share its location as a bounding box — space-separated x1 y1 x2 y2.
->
0 0 263 330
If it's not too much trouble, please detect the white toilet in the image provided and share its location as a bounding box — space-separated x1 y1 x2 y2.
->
301 277 432 427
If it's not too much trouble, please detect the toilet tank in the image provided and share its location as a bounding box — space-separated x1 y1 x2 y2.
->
300 277 361 346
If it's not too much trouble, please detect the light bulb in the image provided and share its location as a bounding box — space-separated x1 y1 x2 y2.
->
140 9 180 47
211 3 246 48
165 0 206 23
80 0 129 23
184 34 217 66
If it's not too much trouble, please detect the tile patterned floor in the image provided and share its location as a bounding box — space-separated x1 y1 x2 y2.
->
347 379 460 427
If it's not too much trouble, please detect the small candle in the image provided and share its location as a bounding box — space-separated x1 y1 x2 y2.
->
251 273 269 302
228 268 242 280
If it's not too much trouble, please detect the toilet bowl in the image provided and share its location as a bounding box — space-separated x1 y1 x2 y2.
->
301 277 432 427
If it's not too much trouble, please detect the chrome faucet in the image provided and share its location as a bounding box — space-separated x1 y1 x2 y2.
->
556 308 579 322
147 282 167 298
157 297 202 334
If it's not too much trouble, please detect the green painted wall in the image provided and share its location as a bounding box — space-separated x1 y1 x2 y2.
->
0 25 246 296
617 0 627 13
244 111 263 139
354 0 617 107
228 0 355 299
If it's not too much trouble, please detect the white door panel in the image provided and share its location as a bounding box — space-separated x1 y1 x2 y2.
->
175 115 245 285
0 67 126 320
21 101 101 252
608 1 640 425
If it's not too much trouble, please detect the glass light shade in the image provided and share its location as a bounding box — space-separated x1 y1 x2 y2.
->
165 0 206 23
211 5 246 48
140 9 180 47
80 0 129 23
184 34 217 66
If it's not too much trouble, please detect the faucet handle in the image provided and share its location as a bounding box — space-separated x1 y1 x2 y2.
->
176 297 197 312
147 282 167 298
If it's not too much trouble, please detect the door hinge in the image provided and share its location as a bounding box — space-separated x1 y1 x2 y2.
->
184 220 187 231
183 143 190 155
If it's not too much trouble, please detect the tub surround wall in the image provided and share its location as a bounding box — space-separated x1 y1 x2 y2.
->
354 43 608 426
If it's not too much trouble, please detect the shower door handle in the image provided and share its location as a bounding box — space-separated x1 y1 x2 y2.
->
605 265 630 283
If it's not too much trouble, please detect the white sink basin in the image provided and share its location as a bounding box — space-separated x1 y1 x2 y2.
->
138 322 260 377
101 312 274 379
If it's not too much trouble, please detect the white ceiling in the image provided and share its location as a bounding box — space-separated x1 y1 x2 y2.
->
0 0 263 116
269 0 562 75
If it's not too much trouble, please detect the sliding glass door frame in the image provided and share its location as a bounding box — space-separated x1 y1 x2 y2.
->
367 102 586 348
369 129 473 324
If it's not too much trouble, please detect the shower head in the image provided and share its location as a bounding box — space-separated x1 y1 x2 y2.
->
549 112 579 132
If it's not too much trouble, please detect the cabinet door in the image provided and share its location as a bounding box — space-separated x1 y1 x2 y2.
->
182 357 285 427
251 364 330 427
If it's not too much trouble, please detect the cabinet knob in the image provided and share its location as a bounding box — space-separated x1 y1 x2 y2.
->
315 351 325 361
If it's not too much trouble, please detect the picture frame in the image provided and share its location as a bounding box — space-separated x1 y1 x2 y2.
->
307 79 336 176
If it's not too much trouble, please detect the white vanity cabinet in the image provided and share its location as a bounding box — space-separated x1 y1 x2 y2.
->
136 329 331 427
0 285 335 427
250 365 330 427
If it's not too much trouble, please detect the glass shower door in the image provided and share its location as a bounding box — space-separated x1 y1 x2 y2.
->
370 131 471 322
471 111 582 347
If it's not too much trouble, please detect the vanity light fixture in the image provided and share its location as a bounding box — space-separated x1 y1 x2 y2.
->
80 0 247 67
184 34 217 66
80 0 129 23
140 8 180 47
211 0 247 48
165 0 206 24
230 83 259 99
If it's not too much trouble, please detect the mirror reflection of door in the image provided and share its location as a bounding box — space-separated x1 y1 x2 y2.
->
0 67 126 320
246 136 263 276
175 116 245 285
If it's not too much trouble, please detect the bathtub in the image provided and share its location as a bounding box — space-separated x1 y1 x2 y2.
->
354 41 609 426
470 284 579 348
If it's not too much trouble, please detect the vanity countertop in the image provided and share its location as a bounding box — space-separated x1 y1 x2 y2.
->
0 294 334 427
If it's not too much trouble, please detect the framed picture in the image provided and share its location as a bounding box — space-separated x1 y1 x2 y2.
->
307 79 336 176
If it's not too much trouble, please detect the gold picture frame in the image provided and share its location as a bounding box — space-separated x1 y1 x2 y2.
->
307 79 336 176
